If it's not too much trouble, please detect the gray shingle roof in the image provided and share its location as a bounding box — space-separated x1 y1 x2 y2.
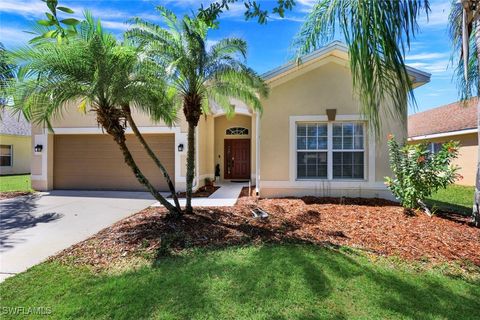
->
0 108 31 136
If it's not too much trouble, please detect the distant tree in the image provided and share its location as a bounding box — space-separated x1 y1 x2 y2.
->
0 42 15 108
128 6 268 214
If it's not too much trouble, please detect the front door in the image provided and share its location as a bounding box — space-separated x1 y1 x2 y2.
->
224 139 250 180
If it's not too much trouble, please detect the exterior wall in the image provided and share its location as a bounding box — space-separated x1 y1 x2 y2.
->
31 102 189 191
258 61 404 199
0 135 31 175
410 132 477 186
213 114 253 182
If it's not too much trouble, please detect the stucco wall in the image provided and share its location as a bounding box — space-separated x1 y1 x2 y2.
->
410 133 477 186
0 135 31 175
258 61 406 198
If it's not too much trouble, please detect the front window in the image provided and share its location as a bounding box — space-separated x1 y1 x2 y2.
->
297 123 328 179
296 122 365 180
0 145 12 167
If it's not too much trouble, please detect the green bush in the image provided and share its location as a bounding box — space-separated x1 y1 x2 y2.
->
385 135 460 214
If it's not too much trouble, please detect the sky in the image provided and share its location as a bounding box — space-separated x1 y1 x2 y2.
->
0 0 454 114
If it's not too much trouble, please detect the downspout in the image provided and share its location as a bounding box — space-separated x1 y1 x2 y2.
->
255 112 261 195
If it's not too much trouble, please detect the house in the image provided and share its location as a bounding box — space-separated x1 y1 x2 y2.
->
0 108 31 175
30 42 430 199
408 98 478 186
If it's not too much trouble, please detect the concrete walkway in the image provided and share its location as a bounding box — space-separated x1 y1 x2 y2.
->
0 191 156 282
152 181 249 207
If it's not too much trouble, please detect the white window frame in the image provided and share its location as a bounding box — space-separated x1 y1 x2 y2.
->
296 123 329 179
289 115 375 184
0 144 13 167
331 122 366 180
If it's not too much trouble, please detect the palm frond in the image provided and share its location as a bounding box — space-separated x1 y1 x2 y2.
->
294 0 430 134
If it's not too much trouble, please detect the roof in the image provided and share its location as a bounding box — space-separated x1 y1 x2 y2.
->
0 108 31 136
408 98 478 138
261 41 431 86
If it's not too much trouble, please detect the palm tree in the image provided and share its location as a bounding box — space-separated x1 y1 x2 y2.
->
128 6 268 214
293 0 479 227
449 0 480 227
11 12 183 216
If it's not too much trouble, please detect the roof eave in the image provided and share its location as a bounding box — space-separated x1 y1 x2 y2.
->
261 41 432 87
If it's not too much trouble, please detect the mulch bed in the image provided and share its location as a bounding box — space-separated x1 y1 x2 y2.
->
55 188 480 270
169 186 220 198
0 191 31 200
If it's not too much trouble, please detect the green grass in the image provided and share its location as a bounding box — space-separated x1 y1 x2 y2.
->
427 184 475 215
1 245 478 320
0 174 32 192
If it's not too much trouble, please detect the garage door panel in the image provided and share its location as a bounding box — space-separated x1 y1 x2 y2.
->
54 134 174 191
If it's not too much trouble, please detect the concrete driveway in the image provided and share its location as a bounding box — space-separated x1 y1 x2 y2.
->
0 190 156 282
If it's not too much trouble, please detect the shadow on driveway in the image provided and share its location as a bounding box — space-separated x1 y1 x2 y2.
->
0 194 62 252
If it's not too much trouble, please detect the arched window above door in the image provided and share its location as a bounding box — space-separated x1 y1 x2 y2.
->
226 127 249 136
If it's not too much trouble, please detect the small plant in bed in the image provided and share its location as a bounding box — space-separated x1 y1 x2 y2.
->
385 135 460 216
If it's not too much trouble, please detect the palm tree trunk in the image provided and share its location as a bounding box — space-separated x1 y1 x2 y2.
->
473 21 480 227
113 131 181 217
185 121 195 214
122 104 182 213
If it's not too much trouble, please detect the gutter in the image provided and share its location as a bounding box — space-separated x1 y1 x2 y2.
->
408 128 478 141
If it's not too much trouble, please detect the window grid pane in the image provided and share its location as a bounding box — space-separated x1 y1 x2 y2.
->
332 123 364 150
296 123 328 151
332 151 364 179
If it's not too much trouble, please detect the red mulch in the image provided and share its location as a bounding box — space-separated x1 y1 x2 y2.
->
170 186 220 198
55 188 480 270
0 191 31 200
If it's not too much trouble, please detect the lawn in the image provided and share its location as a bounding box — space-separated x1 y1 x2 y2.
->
427 184 475 216
1 244 479 320
0 174 32 192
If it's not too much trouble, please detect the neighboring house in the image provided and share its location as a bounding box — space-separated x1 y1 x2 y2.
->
0 108 31 175
408 98 478 186
30 42 430 200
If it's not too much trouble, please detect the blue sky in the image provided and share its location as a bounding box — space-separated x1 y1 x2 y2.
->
0 0 453 114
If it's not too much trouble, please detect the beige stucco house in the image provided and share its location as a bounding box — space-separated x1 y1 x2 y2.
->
31 42 430 199
408 98 478 186
0 108 31 175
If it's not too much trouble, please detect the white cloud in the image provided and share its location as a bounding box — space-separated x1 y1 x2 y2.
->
102 20 129 31
406 52 449 60
407 60 451 74
419 0 450 27
0 26 33 47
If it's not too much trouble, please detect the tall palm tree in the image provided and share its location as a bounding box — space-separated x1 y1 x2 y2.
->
128 6 268 214
294 0 479 227
11 12 183 216
449 0 480 227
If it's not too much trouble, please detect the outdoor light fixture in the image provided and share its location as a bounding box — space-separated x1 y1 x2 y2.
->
34 144 43 153
326 109 337 121
178 143 184 152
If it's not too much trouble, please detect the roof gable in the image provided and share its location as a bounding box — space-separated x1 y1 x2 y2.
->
261 41 431 88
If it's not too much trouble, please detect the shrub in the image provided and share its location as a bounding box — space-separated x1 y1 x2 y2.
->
385 135 460 215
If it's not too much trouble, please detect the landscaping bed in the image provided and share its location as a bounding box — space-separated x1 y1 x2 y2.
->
55 188 480 270
169 185 220 198
0 191 31 200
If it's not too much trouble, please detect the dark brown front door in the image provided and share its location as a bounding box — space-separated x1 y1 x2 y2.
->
224 139 250 180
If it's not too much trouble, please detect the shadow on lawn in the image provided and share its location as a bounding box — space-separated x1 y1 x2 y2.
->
14 245 478 319
426 198 472 217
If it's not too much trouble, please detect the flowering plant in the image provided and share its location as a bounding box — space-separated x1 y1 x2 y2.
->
385 135 460 215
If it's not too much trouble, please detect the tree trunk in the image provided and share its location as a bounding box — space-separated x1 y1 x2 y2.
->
473 22 480 227
122 104 182 213
185 121 195 214
114 131 181 217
